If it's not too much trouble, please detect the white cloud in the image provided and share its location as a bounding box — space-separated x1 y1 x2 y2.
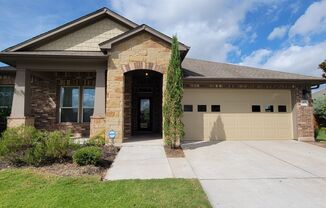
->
240 42 326 77
289 0 326 38
267 25 288 40
111 0 279 62
240 49 272 66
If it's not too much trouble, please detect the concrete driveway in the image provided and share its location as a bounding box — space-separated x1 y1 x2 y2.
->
182 140 326 208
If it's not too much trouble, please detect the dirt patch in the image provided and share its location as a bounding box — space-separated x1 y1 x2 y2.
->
305 141 326 148
164 146 185 158
28 163 105 178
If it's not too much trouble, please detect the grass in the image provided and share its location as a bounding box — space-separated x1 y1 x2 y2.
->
316 128 326 141
0 168 211 208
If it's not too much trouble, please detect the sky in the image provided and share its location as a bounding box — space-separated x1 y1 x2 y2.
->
0 0 326 78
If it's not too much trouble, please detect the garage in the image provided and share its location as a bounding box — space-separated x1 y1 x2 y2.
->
182 88 293 141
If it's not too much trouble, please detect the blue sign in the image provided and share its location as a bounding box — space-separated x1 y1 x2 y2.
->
108 130 116 139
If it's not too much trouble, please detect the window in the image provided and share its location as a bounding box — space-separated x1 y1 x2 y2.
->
82 87 95 122
264 105 274 112
0 86 14 129
60 87 95 123
184 105 193 112
252 105 261 112
278 105 287 112
197 105 207 112
211 105 220 112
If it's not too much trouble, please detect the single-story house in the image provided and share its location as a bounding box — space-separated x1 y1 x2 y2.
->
0 7 325 143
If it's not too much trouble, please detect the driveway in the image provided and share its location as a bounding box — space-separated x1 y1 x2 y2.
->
182 140 326 208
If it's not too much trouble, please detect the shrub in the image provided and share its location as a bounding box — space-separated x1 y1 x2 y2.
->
314 97 326 126
88 133 105 147
45 131 71 159
0 126 43 165
0 126 72 166
73 146 102 166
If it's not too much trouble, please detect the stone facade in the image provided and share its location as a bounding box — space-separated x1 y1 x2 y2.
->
36 18 128 51
106 32 171 143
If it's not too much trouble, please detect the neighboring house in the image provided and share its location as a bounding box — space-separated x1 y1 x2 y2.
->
312 89 326 100
0 7 325 142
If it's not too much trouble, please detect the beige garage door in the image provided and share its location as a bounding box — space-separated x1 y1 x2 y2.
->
182 89 293 141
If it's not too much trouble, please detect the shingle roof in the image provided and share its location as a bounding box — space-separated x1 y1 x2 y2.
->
182 58 326 83
0 51 106 57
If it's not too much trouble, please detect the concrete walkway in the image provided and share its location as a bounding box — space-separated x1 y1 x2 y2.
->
105 137 195 180
182 140 326 208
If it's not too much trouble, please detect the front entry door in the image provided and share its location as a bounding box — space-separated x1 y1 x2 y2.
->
138 98 152 131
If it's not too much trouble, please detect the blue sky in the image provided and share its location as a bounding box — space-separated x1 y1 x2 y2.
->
0 0 326 77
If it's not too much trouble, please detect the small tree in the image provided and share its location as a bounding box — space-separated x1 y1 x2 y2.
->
163 35 184 148
319 59 326 78
313 96 326 127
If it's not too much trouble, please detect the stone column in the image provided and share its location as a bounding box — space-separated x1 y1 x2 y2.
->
90 69 106 138
106 68 124 144
292 87 314 142
7 69 34 128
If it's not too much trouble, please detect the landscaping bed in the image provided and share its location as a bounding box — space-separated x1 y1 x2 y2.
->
0 126 119 179
164 146 185 158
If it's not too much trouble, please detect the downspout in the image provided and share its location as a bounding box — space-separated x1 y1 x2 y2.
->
311 85 320 90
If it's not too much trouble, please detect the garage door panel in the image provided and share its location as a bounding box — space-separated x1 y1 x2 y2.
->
182 89 293 141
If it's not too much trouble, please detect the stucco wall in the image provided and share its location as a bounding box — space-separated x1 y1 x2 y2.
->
35 18 129 51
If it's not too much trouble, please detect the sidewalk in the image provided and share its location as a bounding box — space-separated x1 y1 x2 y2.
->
104 138 195 180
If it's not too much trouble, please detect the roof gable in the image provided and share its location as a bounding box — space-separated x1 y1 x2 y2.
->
3 7 138 52
99 24 190 52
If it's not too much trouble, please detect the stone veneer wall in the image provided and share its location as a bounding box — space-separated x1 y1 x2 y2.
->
184 81 314 141
106 32 171 143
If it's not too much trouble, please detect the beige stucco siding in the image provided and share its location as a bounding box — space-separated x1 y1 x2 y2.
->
182 88 293 141
36 18 129 51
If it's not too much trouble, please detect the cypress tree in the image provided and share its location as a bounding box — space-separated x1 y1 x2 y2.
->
163 35 184 148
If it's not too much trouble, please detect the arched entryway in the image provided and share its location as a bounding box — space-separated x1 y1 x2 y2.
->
124 70 163 138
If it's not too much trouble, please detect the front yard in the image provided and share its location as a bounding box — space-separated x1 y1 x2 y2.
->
0 168 211 208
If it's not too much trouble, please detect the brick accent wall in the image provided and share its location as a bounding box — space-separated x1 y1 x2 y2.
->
0 72 15 85
29 72 95 138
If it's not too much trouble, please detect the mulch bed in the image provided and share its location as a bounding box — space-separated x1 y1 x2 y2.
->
0 145 120 180
164 146 185 158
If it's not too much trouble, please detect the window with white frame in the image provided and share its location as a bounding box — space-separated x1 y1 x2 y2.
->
59 86 95 123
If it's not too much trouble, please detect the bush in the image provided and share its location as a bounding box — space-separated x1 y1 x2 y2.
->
0 126 72 166
88 134 105 147
0 126 43 165
73 146 102 166
314 96 326 126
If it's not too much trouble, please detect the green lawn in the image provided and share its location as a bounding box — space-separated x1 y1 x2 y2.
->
316 128 326 141
0 169 211 208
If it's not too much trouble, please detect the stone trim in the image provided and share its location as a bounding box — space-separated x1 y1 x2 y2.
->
90 116 106 138
122 62 165 74
7 117 35 128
